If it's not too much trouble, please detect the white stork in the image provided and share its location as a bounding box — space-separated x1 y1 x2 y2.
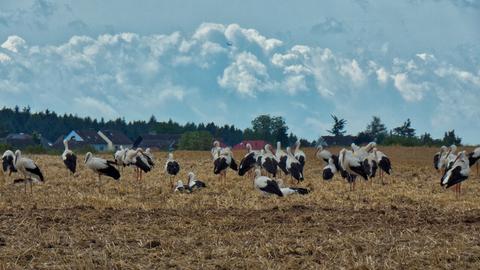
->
165 152 180 187
62 139 77 177
322 157 338 181
238 143 258 177
2 150 17 179
213 147 238 184
293 140 306 169
433 146 447 171
286 147 304 183
275 141 288 175
277 179 310 196
211 140 222 160
371 148 392 183
124 148 152 181
144 148 155 168
187 172 207 191
441 151 470 196
13 150 44 193
316 146 341 179
253 169 283 197
84 152 120 183
261 144 279 177
174 180 188 193
339 148 369 191
114 146 128 172
439 145 458 172
468 147 480 176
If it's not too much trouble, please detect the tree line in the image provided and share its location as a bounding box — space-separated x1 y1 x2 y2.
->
0 106 465 152
325 115 463 147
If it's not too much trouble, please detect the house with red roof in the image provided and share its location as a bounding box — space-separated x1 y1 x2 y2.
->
233 140 268 151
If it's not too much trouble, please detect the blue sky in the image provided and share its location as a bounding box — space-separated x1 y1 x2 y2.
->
0 0 479 143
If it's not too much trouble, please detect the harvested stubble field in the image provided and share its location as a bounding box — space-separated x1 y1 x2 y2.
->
0 146 480 269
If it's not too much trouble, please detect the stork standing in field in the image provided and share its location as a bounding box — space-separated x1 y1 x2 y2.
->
371 148 392 184
261 144 279 178
2 150 17 180
293 140 306 169
84 152 120 190
439 145 458 173
441 151 470 196
165 152 180 187
213 147 238 184
339 148 369 191
433 146 447 171
468 147 480 177
13 150 44 193
62 139 77 177
276 142 288 175
316 146 341 179
114 146 128 172
211 141 222 160
238 143 259 178
144 148 155 168
286 147 304 183
124 148 152 181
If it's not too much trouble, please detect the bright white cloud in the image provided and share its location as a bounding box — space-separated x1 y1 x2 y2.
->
218 52 270 96
0 22 478 142
393 73 429 102
1 35 26 53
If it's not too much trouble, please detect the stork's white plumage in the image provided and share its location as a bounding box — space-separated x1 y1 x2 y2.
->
238 144 258 177
253 169 283 197
62 139 77 176
372 148 392 176
13 150 44 193
165 152 180 187
322 157 338 181
144 148 155 167
351 142 376 161
467 147 480 169
174 180 188 193
433 146 447 171
213 147 238 184
293 140 306 168
187 172 206 191
124 148 151 180
276 178 310 196
441 151 470 196
261 144 278 177
440 145 458 172
276 141 288 175
315 145 332 163
211 140 222 160
286 147 304 183
114 146 128 171
339 148 369 191
2 150 17 177
84 152 120 181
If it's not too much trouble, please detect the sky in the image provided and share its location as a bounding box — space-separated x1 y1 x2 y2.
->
0 0 479 143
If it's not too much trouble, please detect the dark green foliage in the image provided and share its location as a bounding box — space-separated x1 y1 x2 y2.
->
327 115 347 137
393 119 415 137
178 131 213 150
442 130 462 146
250 115 289 145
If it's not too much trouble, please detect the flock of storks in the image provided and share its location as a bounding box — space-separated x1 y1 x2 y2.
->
1 137 479 197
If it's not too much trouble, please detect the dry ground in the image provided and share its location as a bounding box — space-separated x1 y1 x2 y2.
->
0 146 480 269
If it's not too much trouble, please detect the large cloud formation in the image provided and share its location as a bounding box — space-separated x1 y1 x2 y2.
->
0 23 479 141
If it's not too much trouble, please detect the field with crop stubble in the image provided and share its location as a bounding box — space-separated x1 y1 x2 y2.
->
0 146 480 269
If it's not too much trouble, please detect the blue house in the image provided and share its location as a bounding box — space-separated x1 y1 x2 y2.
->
64 130 109 152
